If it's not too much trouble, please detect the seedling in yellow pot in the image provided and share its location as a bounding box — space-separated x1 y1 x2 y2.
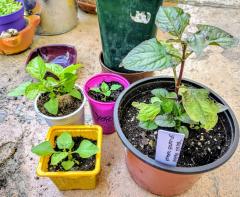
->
32 125 102 190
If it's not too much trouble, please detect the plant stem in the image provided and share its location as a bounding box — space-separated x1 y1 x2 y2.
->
172 67 177 87
175 43 187 95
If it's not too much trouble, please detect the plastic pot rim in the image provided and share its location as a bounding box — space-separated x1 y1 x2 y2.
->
114 76 239 174
84 72 130 105
34 84 86 121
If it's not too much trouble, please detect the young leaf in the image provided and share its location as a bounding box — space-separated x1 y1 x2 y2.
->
51 152 68 165
177 113 195 124
46 77 59 87
61 73 77 92
57 132 73 150
122 39 180 72
75 140 99 158
161 99 174 113
44 97 58 115
91 88 101 93
25 83 44 100
166 92 178 99
132 102 161 122
61 160 75 171
8 81 31 97
155 114 176 127
151 88 169 97
103 90 111 97
196 24 237 48
110 84 122 91
61 64 82 76
178 126 189 138
139 121 158 130
31 141 55 156
155 7 190 37
151 97 162 104
69 88 82 100
179 87 219 130
217 103 228 113
26 56 46 80
100 82 109 92
45 63 63 77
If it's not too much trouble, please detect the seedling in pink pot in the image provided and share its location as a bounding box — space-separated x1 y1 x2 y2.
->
84 73 129 134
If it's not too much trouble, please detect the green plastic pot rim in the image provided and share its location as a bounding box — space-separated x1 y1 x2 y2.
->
34 84 86 120
114 76 239 174
99 52 150 75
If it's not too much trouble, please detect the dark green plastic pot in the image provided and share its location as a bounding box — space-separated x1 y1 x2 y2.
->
96 0 163 72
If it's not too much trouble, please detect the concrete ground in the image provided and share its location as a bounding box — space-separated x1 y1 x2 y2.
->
0 4 240 197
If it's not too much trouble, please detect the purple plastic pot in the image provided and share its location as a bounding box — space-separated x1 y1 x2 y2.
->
25 44 77 67
84 73 130 134
0 0 26 33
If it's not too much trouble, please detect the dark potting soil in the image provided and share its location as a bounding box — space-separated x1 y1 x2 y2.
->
120 91 231 167
48 137 96 172
88 81 124 102
37 91 82 117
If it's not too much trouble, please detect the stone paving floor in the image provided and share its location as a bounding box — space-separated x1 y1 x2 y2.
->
0 4 240 197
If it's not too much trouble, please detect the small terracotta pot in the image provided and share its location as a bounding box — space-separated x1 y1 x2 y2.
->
76 0 96 14
99 52 153 84
0 15 40 55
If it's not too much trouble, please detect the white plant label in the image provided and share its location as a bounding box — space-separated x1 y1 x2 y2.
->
155 130 185 167
130 11 151 24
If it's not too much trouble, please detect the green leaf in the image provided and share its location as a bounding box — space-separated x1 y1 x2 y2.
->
179 87 219 130
69 88 81 100
46 77 59 87
177 113 195 124
197 24 237 48
155 7 190 37
61 64 82 76
44 97 58 115
57 132 73 150
178 126 189 138
110 84 122 91
75 140 99 158
217 103 228 113
151 97 162 104
100 82 109 92
91 88 101 93
31 141 55 156
161 99 174 113
187 33 209 55
61 73 77 92
25 83 45 100
139 121 158 130
166 92 178 99
104 90 111 97
132 102 161 122
51 152 68 165
61 160 75 171
155 114 176 127
8 81 31 97
122 39 181 72
26 56 46 80
151 88 169 97
45 63 63 77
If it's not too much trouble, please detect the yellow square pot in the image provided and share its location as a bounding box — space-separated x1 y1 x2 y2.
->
36 125 102 190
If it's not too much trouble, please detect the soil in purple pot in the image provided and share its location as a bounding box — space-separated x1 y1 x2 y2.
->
88 81 124 102
37 90 83 117
120 90 231 167
48 137 97 172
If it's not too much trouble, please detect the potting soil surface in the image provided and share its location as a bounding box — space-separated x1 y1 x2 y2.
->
0 3 240 197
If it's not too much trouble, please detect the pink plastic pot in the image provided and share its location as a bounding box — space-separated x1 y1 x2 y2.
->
84 73 129 134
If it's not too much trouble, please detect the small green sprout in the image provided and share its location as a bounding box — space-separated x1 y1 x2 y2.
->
0 0 22 16
31 132 99 171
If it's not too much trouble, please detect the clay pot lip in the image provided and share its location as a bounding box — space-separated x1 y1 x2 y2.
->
0 0 24 21
83 72 130 105
114 76 239 174
99 52 150 76
25 44 77 67
34 84 86 120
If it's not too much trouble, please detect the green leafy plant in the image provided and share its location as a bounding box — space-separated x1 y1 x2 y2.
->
0 0 22 16
8 56 82 115
123 7 238 137
31 132 99 171
91 82 121 101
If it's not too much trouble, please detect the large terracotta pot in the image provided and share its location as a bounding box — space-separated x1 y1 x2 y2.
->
114 77 239 196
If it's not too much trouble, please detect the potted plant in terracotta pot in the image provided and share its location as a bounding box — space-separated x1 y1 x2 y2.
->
96 0 164 83
32 125 102 190
0 0 26 34
114 6 239 196
8 56 86 126
84 73 129 134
